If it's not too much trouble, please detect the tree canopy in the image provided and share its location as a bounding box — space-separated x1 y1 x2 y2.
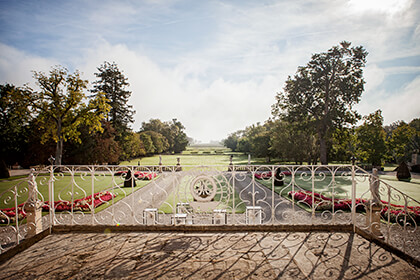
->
140 118 188 154
27 66 110 165
273 41 368 164
92 61 135 136
386 121 416 163
0 84 31 167
355 110 386 166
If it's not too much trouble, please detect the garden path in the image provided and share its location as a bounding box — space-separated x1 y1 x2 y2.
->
94 172 180 224
233 174 313 223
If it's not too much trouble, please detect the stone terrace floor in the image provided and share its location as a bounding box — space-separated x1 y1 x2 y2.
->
0 231 418 280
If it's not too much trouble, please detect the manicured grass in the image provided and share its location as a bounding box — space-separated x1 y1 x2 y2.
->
121 153 239 166
383 163 398 172
256 174 420 204
0 173 151 211
183 146 231 155
378 175 420 202
121 153 278 167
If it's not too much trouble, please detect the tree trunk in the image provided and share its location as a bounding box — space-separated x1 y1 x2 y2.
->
319 135 328 165
55 120 63 166
0 159 10 179
318 117 329 165
55 139 63 166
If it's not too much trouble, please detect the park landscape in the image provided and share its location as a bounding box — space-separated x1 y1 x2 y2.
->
1 1 420 277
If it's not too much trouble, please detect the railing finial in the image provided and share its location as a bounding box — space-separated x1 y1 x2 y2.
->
351 156 356 166
48 155 55 166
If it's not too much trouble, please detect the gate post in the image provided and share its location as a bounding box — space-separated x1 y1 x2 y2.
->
48 156 55 231
25 169 43 238
366 168 383 238
365 203 383 238
351 157 356 231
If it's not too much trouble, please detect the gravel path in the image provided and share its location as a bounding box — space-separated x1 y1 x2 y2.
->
232 174 312 224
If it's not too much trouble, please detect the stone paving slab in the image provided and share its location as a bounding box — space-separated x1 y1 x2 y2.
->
0 231 418 280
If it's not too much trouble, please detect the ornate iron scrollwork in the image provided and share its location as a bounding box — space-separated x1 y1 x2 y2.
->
190 176 217 202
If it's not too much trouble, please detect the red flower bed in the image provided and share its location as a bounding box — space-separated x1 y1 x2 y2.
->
289 190 420 225
134 171 157 180
380 205 420 225
114 171 157 180
0 204 26 224
254 171 272 180
254 171 291 180
289 190 360 211
0 191 116 224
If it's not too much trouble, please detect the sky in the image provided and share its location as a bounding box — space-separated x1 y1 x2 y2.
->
0 0 419 143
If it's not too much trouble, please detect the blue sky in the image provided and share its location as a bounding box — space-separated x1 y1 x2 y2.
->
1 0 419 142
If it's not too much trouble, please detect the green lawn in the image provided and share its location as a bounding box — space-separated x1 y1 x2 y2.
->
256 174 420 205
121 153 237 166
0 174 151 211
120 146 283 166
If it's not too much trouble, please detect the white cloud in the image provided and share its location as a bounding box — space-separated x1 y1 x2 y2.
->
347 0 413 16
0 43 57 86
1 0 419 142
363 64 386 92
356 76 420 123
380 76 420 124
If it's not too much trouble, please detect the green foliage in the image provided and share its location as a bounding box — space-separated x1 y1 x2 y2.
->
223 122 273 160
273 41 367 164
386 122 416 163
0 84 31 166
27 66 110 165
140 118 188 154
237 137 251 153
356 110 386 166
92 62 136 162
139 132 155 154
119 131 145 160
92 61 135 134
409 118 420 153
270 120 318 164
330 127 356 162
223 133 239 152
63 122 121 165
146 131 169 154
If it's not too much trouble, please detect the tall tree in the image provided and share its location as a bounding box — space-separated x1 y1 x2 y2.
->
270 120 318 164
171 119 189 153
223 133 240 152
355 110 386 166
92 61 135 137
139 132 156 154
0 84 31 173
330 127 356 162
409 118 420 153
119 131 145 160
27 66 110 165
273 41 367 164
140 131 169 154
386 122 416 163
140 118 189 153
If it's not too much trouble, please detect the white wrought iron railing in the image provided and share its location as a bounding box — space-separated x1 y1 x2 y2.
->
1 164 419 260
